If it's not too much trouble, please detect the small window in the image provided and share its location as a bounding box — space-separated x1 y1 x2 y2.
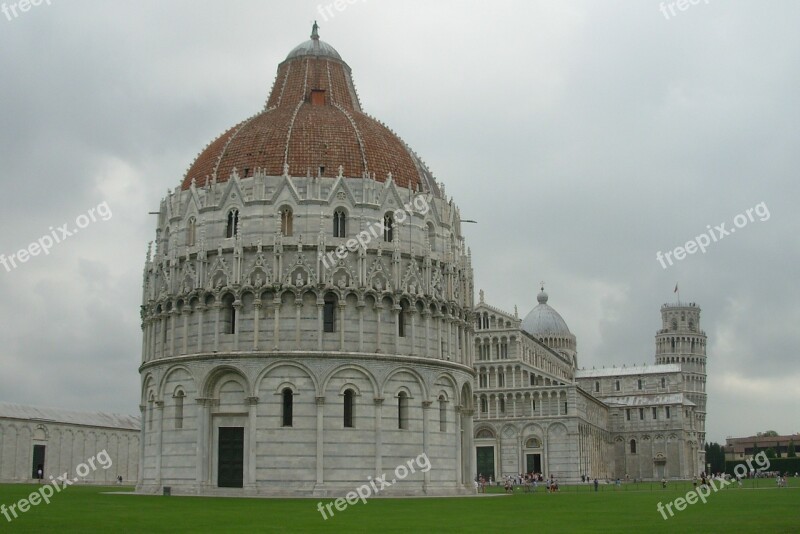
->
280 208 293 236
310 89 326 105
222 294 236 334
666 406 671 419
174 391 184 429
427 222 436 251
323 294 336 333
639 408 644 420
637 379 643 390
383 213 394 242
480 398 488 413
615 380 620 392
498 372 505 387
163 228 170 255
652 407 658 420
438 396 447 432
398 304 406 338
626 409 631 421
499 398 505 414
282 388 293 427
594 381 600 393
344 389 355 428
661 377 666 388
226 209 239 238
333 209 347 238
398 392 409 429
630 439 637 454
186 217 196 247
563 402 568 415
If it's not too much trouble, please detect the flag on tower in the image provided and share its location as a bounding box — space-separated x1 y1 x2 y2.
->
674 283 679 293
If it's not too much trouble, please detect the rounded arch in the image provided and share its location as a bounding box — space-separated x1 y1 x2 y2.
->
432 372 460 405
141 373 158 404
381 366 429 401
199 365 250 398
253 360 320 397
321 363 379 396
158 364 197 399
461 381 474 411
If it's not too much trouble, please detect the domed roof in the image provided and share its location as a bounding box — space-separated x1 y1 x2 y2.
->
521 288 572 336
181 24 439 195
286 23 342 61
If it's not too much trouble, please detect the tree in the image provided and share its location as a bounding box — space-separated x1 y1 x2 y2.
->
788 441 796 458
757 430 779 437
704 442 725 473
765 448 776 459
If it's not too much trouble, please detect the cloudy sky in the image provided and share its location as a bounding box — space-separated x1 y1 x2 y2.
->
0 0 797 443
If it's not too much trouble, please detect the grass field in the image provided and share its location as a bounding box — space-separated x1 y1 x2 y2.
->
0 480 797 533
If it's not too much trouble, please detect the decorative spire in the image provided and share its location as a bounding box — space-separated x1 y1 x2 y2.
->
311 20 320 40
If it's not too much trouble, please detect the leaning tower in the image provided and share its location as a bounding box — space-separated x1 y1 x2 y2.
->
654 301 707 473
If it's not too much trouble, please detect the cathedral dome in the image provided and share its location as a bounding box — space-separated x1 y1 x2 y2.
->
181 24 438 195
521 288 572 336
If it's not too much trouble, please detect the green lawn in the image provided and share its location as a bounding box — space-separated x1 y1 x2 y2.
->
0 480 797 533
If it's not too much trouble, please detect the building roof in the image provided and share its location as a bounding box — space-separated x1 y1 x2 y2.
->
521 288 572 337
181 25 439 195
0 402 140 431
575 363 681 378
725 434 799 452
602 394 695 407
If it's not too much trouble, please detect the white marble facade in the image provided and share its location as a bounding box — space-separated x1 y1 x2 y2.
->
0 403 139 484
473 291 707 482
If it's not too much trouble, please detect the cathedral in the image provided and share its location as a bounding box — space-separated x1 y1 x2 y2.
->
137 26 707 496
473 289 707 482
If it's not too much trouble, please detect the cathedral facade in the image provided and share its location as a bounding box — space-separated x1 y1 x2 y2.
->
138 27 475 497
473 290 707 482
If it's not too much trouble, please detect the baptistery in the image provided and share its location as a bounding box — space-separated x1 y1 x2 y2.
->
138 25 476 496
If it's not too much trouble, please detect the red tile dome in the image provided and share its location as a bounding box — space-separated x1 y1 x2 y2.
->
182 24 437 194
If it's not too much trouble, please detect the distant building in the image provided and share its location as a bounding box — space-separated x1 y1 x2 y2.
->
724 434 799 461
473 289 707 481
0 402 140 483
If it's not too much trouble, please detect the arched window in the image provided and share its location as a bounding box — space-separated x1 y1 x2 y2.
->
333 209 347 238
148 395 154 431
186 217 196 247
438 395 447 432
280 207 293 236
480 398 488 413
323 294 337 333
398 391 409 429
343 389 355 428
476 428 494 439
282 388 293 427
163 228 170 255
525 438 541 448
383 213 394 242
427 222 436 251
222 294 236 334
226 209 239 238
398 302 407 338
174 391 185 429
499 398 506 414
630 439 637 454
